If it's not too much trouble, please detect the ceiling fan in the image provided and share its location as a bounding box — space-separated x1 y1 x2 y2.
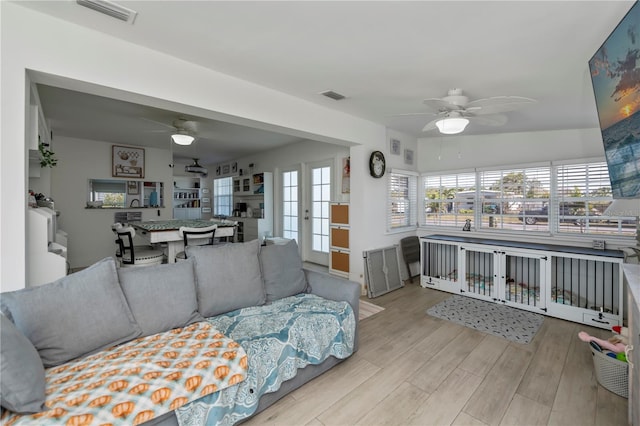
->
398 88 536 134
143 117 199 145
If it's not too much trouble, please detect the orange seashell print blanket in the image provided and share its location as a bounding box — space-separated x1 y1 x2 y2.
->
1 321 247 426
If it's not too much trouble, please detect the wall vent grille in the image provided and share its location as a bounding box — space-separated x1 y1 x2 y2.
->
320 90 346 101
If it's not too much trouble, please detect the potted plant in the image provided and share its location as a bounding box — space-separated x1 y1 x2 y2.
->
39 143 58 168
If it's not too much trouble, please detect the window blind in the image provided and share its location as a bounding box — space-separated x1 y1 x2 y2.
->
387 170 417 231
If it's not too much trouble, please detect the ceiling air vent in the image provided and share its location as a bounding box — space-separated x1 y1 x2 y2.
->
320 90 346 101
76 0 138 24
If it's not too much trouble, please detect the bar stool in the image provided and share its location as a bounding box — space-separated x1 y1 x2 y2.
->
212 221 237 243
112 223 164 267
175 224 218 261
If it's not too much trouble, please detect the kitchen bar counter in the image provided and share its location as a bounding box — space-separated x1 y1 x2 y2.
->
133 219 237 262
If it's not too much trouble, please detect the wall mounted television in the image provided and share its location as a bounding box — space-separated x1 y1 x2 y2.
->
589 1 640 199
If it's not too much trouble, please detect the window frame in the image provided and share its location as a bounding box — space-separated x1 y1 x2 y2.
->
387 169 418 233
421 169 477 230
281 168 300 242
212 176 233 217
476 163 551 233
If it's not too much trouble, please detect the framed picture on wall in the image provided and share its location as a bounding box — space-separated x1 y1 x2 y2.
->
404 149 414 165
390 138 401 155
112 145 145 178
342 156 351 194
232 162 238 173
222 164 230 174
127 181 139 195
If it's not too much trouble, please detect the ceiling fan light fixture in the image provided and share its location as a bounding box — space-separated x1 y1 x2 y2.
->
185 158 207 174
435 117 469 135
171 132 194 145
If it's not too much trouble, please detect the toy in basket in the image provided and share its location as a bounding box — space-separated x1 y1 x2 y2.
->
578 330 629 398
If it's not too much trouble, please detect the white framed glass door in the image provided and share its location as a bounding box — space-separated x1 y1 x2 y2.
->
304 160 332 265
282 169 299 242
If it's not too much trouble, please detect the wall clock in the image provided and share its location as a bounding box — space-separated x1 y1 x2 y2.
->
369 151 386 178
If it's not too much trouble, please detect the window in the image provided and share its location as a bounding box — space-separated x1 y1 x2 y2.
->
478 165 551 232
282 170 299 242
90 179 126 208
557 161 636 236
421 160 636 238
388 170 417 231
423 172 475 228
213 177 233 216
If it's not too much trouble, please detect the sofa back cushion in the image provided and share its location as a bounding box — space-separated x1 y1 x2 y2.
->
0 257 141 367
186 239 265 317
259 239 309 302
117 259 204 336
0 314 46 413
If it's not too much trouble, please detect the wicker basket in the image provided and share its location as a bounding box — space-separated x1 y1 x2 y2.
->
590 345 629 398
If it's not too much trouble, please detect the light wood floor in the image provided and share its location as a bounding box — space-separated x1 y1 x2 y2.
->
245 280 628 426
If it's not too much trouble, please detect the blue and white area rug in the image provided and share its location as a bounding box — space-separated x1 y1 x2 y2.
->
426 295 544 344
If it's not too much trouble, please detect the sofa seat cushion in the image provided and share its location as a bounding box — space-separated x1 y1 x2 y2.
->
259 239 309 302
0 314 46 413
187 239 266 317
174 294 356 424
0 321 248 426
0 257 141 367
117 259 204 337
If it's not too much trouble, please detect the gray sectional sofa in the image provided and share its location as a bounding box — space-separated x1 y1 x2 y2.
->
0 239 359 425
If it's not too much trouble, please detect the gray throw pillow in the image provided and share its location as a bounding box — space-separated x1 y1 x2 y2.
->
187 239 265 317
0 314 46 413
260 239 308 302
117 259 204 336
0 257 141 367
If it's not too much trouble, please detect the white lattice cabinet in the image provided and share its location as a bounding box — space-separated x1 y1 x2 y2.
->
420 234 624 329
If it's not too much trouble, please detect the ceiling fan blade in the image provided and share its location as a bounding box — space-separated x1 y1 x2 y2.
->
422 98 463 113
422 118 440 132
466 96 536 115
389 112 438 117
469 114 508 127
139 116 176 129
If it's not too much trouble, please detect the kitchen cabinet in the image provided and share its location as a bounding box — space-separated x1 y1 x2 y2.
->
421 234 624 329
233 172 272 242
142 182 164 207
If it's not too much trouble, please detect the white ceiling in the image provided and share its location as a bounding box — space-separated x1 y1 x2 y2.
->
18 0 635 164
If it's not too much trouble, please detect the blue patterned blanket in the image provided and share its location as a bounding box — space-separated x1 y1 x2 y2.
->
175 294 356 425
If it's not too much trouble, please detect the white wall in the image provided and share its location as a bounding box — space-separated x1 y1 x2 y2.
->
0 3 388 291
418 128 604 172
347 129 419 282
51 137 173 269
